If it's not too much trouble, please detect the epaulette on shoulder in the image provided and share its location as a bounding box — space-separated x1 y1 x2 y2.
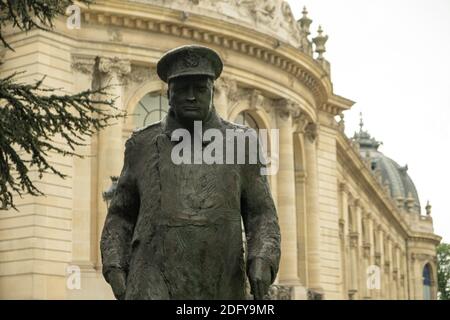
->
125 121 161 150
221 119 248 131
132 120 161 135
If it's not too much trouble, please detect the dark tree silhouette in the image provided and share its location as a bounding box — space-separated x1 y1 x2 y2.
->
0 0 124 209
437 243 450 300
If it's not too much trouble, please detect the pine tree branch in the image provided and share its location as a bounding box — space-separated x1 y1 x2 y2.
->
0 0 126 210
0 72 124 210
0 0 93 51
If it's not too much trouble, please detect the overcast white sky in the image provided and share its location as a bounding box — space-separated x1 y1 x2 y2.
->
287 0 450 243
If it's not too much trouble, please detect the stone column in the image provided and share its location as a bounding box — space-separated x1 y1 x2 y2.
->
349 231 359 298
361 213 371 299
410 253 417 299
347 199 361 298
355 201 364 298
70 56 98 271
95 57 131 265
295 169 309 286
213 77 234 119
413 255 422 300
378 227 385 298
367 215 375 265
386 236 393 299
395 246 401 299
432 257 439 300
339 183 349 298
390 240 396 299
366 214 375 299
401 251 408 299
302 121 323 296
275 104 301 290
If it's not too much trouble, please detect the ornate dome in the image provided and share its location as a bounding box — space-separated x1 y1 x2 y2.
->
352 117 421 214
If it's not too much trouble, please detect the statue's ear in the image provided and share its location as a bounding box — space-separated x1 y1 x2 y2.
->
209 77 215 94
210 81 215 104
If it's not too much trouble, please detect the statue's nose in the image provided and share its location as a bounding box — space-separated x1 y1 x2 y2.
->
186 85 196 102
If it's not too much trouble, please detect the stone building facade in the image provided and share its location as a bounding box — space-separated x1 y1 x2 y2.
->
0 0 441 299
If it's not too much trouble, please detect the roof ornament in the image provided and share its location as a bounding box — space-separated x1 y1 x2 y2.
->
299 6 312 36
352 111 382 150
399 165 408 174
425 201 432 216
297 6 313 56
359 112 364 133
312 25 328 60
312 25 330 73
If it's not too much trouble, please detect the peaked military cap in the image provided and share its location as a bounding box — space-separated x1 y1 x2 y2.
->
156 45 223 83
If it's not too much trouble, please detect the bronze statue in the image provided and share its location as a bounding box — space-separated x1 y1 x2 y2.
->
100 45 281 300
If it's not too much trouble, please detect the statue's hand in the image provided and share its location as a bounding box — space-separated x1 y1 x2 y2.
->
248 258 272 300
107 269 127 300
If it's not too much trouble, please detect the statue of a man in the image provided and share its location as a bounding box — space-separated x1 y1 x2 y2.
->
100 45 281 300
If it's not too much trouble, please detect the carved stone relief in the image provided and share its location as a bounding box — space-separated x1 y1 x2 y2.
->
131 0 311 50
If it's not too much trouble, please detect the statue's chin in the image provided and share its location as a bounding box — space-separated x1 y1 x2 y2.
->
179 117 203 125
179 111 209 123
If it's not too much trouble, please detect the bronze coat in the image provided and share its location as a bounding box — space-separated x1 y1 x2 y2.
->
100 109 281 299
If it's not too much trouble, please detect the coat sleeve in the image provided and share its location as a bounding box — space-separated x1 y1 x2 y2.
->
100 136 140 282
241 131 281 283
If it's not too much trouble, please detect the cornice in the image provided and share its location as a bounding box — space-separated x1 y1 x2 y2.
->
409 233 442 245
336 132 411 239
337 133 441 246
77 0 350 113
320 94 355 116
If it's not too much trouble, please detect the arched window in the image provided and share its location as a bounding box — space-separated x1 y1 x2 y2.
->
234 111 259 130
423 263 432 300
132 92 169 128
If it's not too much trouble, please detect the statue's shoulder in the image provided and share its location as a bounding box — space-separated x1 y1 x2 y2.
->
132 120 162 135
125 121 163 149
220 119 258 137
220 118 251 132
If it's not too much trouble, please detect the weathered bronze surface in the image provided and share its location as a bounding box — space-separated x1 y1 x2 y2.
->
100 45 281 300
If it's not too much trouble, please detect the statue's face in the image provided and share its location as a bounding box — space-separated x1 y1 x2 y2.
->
168 75 213 123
